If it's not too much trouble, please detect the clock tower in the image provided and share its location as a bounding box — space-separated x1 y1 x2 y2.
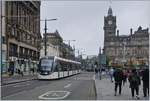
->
103 7 117 40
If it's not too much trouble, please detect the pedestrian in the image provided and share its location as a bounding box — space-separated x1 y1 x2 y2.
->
109 68 114 82
8 67 11 77
31 68 35 75
32 68 35 74
10 67 14 76
18 68 21 75
98 68 102 80
141 68 149 98
128 69 141 99
113 68 123 96
95 68 98 74
122 69 127 86
20 66 24 77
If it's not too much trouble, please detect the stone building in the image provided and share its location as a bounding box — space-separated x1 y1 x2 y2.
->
41 30 63 57
41 30 75 59
103 7 149 68
61 42 75 59
40 43 60 57
4 1 41 74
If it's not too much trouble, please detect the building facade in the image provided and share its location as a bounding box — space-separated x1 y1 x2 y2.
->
1 1 7 73
40 43 59 57
40 30 62 57
5 1 41 74
41 30 63 57
61 42 75 59
103 7 149 68
41 30 75 59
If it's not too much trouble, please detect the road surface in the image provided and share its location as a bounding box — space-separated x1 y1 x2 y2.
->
2 72 96 100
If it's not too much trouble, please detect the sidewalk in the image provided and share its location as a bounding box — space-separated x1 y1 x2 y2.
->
1 73 37 85
95 74 149 100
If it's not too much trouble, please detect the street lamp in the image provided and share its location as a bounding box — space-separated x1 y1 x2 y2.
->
122 41 127 68
42 18 57 56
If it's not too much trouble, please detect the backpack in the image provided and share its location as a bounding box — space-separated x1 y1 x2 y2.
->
131 74 139 85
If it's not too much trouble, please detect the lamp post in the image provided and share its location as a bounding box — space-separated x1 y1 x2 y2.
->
122 41 126 68
1 0 3 77
40 18 57 56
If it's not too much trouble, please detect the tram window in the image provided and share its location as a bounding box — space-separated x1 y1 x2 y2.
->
63 65 67 71
64 62 67 70
73 64 75 70
59 61 64 71
76 64 78 70
60 62 64 71
69 63 72 70
54 61 60 72
54 65 59 72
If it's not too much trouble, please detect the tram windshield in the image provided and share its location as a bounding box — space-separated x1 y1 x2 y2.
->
40 59 53 71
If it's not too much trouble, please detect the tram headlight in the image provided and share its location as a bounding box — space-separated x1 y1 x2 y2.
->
44 72 48 75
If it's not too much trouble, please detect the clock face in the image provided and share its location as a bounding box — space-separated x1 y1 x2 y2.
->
108 20 112 25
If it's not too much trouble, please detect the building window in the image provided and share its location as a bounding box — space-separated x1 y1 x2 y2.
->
2 36 6 44
9 43 18 57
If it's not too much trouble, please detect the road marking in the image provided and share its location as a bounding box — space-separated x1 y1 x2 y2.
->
51 92 59 97
64 83 72 88
13 83 30 87
2 81 31 87
74 77 93 80
38 91 71 100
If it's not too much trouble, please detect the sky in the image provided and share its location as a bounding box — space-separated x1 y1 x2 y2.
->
41 0 150 57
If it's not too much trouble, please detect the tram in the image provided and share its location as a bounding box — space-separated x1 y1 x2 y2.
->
37 56 81 80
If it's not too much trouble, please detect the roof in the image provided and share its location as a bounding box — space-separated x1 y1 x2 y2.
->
46 30 63 40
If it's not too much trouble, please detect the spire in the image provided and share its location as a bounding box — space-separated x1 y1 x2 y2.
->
108 6 113 16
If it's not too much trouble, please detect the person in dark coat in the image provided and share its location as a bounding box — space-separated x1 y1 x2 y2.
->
141 68 149 98
113 68 123 96
128 69 141 99
122 70 127 86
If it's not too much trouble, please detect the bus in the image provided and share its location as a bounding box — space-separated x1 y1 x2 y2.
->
37 56 81 80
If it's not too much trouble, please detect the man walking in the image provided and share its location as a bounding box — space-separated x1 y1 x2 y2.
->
141 68 149 98
113 68 123 96
128 69 141 99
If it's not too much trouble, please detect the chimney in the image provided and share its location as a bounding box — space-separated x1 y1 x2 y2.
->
117 30 119 36
130 28 133 35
